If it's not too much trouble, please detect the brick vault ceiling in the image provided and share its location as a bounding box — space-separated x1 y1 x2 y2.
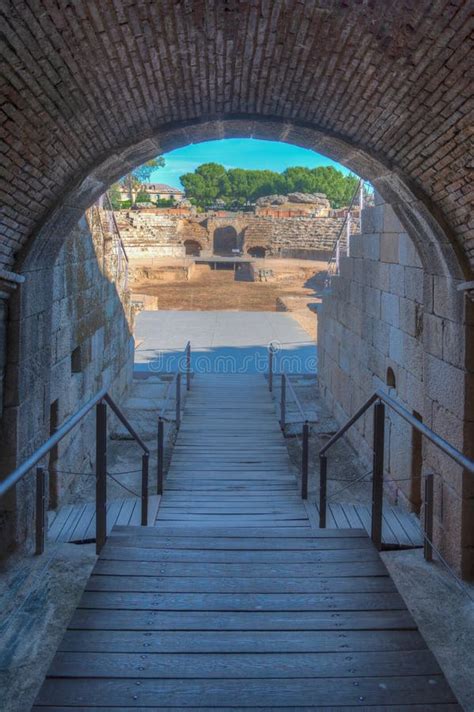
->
0 0 472 272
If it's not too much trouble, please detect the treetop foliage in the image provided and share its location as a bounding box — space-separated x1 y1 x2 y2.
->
180 163 359 209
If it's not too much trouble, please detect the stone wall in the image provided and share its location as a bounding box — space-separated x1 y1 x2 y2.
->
244 216 350 257
0 206 134 553
116 210 350 260
318 193 474 577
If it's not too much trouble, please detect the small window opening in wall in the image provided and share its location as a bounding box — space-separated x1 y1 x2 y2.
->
71 346 82 373
386 367 396 389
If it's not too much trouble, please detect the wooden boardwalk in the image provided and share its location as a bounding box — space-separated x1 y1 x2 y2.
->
318 501 422 548
48 496 160 543
158 375 310 529
33 374 459 710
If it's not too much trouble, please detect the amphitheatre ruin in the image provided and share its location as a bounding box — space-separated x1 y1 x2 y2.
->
0 1 473 711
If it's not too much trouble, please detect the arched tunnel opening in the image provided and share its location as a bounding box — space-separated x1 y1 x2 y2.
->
213 226 240 256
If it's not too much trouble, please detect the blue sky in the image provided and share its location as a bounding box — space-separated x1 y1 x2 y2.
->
149 139 354 188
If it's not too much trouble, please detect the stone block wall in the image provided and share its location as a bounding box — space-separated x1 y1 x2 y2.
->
115 210 353 260
0 206 134 553
318 193 474 577
244 216 349 257
116 212 210 258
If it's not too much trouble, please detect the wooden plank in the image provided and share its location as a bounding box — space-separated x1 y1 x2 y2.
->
383 507 410 546
115 498 137 526
47 497 162 543
86 574 396 594
99 545 380 564
58 628 426 654
153 520 311 528
69 608 418 631
34 675 457 707
156 513 310 523
47 505 75 542
48 649 441 679
107 534 374 550
93 558 388 578
143 526 368 538
33 704 463 711
390 506 423 547
67 502 95 542
57 503 88 543
78 590 406 611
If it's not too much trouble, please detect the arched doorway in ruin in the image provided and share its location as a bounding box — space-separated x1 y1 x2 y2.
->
247 246 267 258
0 1 472 576
184 239 201 256
213 226 239 256
2 119 473 577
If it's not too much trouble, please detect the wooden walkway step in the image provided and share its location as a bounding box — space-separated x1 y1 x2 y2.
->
47 495 160 543
33 374 459 709
156 374 309 529
315 501 423 549
33 525 460 709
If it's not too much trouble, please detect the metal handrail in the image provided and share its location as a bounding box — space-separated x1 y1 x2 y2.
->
104 192 129 263
281 372 307 422
158 341 191 419
269 369 310 500
319 393 378 457
156 341 191 495
318 388 474 554
0 385 150 555
325 179 363 285
320 389 474 472
103 393 149 452
159 373 181 421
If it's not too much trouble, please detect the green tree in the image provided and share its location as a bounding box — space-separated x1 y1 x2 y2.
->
180 162 360 209
155 197 176 208
180 163 229 208
135 189 150 203
108 183 122 210
121 156 166 203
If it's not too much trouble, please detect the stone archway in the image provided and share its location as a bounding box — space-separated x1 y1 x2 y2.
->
184 239 202 257
213 226 239 256
247 246 267 258
1 116 473 576
0 1 473 575
0 1 471 279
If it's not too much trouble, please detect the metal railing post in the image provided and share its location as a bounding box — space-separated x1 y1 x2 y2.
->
424 473 434 562
141 452 149 526
371 400 385 549
176 373 181 429
280 373 286 430
35 466 46 555
268 349 273 392
157 417 164 495
186 343 191 391
96 401 107 554
319 454 327 528
302 421 309 500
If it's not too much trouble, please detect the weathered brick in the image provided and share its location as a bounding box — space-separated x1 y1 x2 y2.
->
0 1 471 276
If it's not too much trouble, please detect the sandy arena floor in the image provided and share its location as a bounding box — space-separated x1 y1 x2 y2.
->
129 257 326 339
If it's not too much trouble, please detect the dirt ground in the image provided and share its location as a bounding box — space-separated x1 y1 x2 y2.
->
130 257 326 340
